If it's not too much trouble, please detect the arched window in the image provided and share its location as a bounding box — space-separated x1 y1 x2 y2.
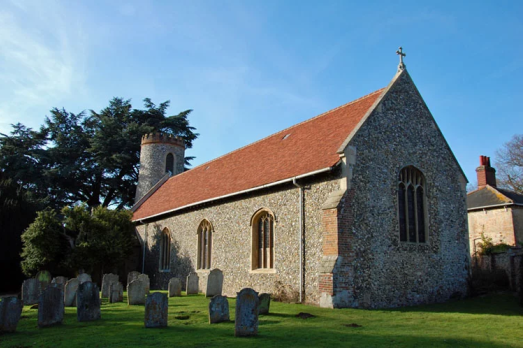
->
197 220 213 270
159 228 171 271
398 166 427 243
165 153 174 174
251 210 274 270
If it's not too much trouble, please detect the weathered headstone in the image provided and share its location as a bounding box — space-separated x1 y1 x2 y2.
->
36 270 52 292
186 273 199 295
109 282 124 303
235 288 259 337
51 276 68 286
144 292 168 328
209 295 230 324
128 280 147 305
168 278 182 297
127 271 141 289
258 293 271 315
38 286 64 328
205 269 223 297
64 278 79 307
77 273 92 284
138 274 150 294
101 273 119 298
0 297 23 333
77 281 101 322
21 278 40 305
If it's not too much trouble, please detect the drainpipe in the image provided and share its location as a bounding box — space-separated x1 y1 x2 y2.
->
140 221 148 274
292 178 304 303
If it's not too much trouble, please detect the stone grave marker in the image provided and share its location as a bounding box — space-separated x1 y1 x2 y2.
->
168 278 182 297
77 273 92 284
38 286 64 328
144 292 168 328
258 293 271 315
109 282 124 303
208 295 230 324
0 297 23 333
21 278 40 305
186 273 199 295
128 280 147 305
36 270 52 292
101 273 119 298
205 269 223 297
235 288 259 337
64 278 79 307
127 271 141 289
77 281 101 322
138 274 150 294
51 276 68 286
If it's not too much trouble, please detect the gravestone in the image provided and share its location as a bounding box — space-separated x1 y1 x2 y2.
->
168 278 182 297
235 288 259 337
205 269 223 297
0 297 23 333
64 278 79 307
52 276 68 286
138 274 150 294
109 282 124 303
38 286 64 328
258 293 271 315
128 280 147 305
208 295 230 324
77 273 92 284
101 273 119 298
36 270 52 292
186 273 199 295
127 271 141 289
144 292 168 328
21 278 40 305
77 281 101 322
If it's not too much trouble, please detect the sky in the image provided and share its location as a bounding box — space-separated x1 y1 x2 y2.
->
0 0 522 187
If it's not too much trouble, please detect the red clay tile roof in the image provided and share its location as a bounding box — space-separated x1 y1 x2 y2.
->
133 88 385 221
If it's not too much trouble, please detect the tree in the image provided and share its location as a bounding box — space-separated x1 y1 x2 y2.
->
495 134 523 194
0 98 198 210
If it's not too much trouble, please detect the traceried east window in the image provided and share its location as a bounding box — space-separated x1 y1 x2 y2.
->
398 166 427 243
165 153 174 174
159 228 171 271
252 210 274 270
197 220 213 270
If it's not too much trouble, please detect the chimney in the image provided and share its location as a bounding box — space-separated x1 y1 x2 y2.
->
476 155 496 189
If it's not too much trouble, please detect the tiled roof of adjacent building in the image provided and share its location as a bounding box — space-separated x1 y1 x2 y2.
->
132 88 385 221
467 185 523 210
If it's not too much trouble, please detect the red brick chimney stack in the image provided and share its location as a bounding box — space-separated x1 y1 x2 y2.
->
476 155 496 189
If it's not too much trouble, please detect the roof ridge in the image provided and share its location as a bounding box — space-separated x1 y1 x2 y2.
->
486 185 513 203
174 87 385 178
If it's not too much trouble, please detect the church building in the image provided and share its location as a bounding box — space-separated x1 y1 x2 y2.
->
132 52 470 309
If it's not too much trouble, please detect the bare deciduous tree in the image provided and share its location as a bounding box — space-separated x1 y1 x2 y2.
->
495 134 523 194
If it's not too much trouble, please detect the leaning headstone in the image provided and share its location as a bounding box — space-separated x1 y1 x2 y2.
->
205 269 223 297
52 276 68 286
38 286 64 328
64 278 79 307
145 292 168 328
235 288 259 337
36 270 52 292
138 274 150 294
109 282 124 303
209 295 230 324
21 278 40 305
258 293 271 315
101 273 119 298
77 273 92 284
186 273 199 295
0 297 23 333
128 280 147 305
77 281 101 322
168 278 182 297
127 271 141 289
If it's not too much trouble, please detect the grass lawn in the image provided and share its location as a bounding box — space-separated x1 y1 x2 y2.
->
1 292 522 348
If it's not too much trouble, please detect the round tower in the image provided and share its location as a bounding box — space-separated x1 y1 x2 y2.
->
135 133 185 203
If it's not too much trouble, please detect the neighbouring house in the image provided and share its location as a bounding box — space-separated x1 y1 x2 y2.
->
131 54 470 309
467 156 523 256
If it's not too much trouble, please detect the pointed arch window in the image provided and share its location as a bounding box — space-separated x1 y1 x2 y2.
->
159 228 171 271
251 210 274 270
398 166 427 243
165 153 174 174
197 220 213 270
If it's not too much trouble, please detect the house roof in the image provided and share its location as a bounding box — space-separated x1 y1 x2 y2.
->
132 88 384 221
467 185 523 210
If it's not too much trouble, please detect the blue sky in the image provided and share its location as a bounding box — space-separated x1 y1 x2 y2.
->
1 0 522 186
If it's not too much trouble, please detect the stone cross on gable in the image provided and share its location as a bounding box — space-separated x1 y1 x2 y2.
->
396 47 406 71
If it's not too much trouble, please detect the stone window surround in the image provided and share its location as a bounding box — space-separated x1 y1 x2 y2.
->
197 219 213 270
250 208 276 273
159 228 171 272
